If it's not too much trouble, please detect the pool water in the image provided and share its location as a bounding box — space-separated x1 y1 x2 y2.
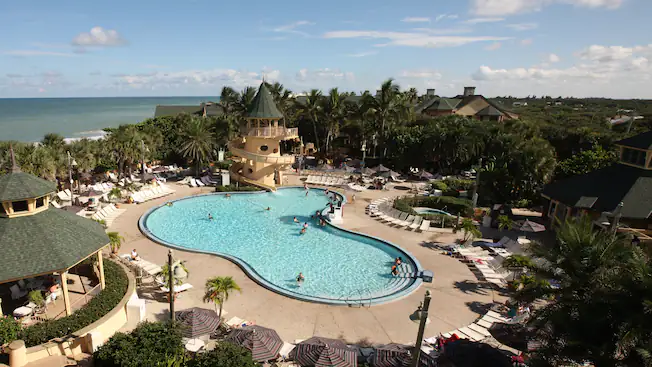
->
142 188 419 303
414 207 453 216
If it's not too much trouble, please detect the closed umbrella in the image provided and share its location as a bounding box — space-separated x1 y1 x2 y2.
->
360 167 376 176
226 325 283 362
514 219 545 233
290 337 357 367
414 171 434 180
372 343 436 367
175 307 221 338
372 164 391 172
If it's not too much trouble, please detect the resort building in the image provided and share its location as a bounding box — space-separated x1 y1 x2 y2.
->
227 82 298 190
415 87 519 121
0 149 109 318
542 130 652 238
154 102 223 118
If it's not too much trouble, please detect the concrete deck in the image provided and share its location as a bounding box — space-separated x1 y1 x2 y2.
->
111 175 507 345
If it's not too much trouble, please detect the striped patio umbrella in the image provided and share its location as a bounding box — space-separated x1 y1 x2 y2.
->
290 337 357 367
174 307 221 338
371 343 437 367
225 325 283 362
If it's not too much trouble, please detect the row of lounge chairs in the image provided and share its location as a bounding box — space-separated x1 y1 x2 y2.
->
367 200 433 232
448 245 510 286
119 254 194 293
179 176 215 187
91 204 126 227
305 175 348 186
346 182 368 192
130 183 176 203
424 310 512 344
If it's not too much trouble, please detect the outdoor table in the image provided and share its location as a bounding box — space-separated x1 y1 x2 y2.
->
13 306 33 317
184 338 205 352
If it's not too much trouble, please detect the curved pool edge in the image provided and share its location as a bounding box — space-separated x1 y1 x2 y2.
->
138 187 423 306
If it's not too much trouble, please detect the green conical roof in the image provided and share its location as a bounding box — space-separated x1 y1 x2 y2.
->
246 82 284 119
0 147 56 201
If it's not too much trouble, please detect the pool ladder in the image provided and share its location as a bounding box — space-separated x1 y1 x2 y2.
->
339 288 373 308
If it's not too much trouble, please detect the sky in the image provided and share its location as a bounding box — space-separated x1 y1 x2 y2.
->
1 0 651 98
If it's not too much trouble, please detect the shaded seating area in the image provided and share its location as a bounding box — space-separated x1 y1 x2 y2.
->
0 151 110 322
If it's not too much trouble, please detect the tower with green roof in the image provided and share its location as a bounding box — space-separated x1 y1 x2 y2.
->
228 82 298 190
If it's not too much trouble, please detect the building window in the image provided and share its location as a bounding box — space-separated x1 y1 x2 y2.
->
36 197 45 208
548 201 557 218
260 145 269 152
12 200 29 212
622 148 646 166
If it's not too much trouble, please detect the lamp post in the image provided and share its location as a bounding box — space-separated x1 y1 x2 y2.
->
141 140 146 181
167 249 187 321
361 140 367 165
409 290 431 367
67 151 78 194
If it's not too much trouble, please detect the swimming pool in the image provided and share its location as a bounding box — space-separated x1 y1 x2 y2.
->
139 188 421 305
413 207 453 216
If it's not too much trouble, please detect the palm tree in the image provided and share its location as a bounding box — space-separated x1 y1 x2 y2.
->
160 262 189 288
219 86 240 116
454 218 481 243
179 116 215 176
106 125 142 178
497 215 514 231
297 89 323 151
203 276 241 321
107 232 124 254
502 254 535 281
322 88 346 153
108 187 122 202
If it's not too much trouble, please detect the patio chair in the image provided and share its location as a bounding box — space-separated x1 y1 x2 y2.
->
395 215 416 228
387 212 408 225
190 179 198 187
379 209 399 222
417 219 431 232
408 216 424 231
160 282 193 293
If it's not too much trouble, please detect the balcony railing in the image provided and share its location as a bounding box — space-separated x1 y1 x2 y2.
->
244 127 299 138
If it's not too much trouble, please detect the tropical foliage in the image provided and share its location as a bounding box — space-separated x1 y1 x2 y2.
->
517 216 652 366
107 232 124 254
203 276 241 321
454 218 481 243
497 215 514 231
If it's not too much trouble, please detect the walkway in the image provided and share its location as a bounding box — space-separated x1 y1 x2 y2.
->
111 177 507 344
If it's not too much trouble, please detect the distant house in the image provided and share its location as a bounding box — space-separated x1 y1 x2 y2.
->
608 114 644 126
414 87 519 121
154 102 224 118
512 101 527 107
542 130 652 237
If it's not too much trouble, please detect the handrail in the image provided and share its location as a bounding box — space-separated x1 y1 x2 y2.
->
229 163 277 192
244 127 299 138
228 140 296 165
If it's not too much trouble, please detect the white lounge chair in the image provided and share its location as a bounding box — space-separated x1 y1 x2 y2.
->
409 216 424 230
395 215 416 228
160 283 193 293
196 178 205 187
418 219 430 232
190 179 198 187
226 316 246 328
388 212 409 225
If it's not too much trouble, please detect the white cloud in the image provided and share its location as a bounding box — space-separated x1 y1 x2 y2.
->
435 14 459 21
273 21 315 37
401 17 430 23
471 0 623 16
4 50 78 57
463 17 505 24
520 38 533 46
411 27 474 35
485 42 502 51
470 42 652 98
72 26 126 46
346 51 378 57
111 68 276 90
323 30 510 48
295 68 355 83
506 22 538 31
399 69 443 79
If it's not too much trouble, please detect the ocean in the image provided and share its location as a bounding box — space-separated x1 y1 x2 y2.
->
0 97 217 142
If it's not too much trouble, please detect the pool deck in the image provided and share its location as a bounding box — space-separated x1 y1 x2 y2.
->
111 175 507 344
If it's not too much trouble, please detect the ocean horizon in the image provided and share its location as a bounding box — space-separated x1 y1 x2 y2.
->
0 96 218 142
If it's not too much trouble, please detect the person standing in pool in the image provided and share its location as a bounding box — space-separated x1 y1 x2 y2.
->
303 222 309 229
293 217 300 223
296 272 305 287
208 213 214 221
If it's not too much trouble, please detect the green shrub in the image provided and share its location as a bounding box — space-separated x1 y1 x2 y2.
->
443 177 474 194
422 213 457 228
393 199 416 214
20 259 128 347
430 181 448 192
213 160 233 171
0 316 22 346
394 195 473 217
94 321 184 367
214 185 260 192
187 342 259 367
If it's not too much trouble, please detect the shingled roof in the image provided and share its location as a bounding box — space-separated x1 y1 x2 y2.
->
477 105 504 117
615 130 652 150
0 207 109 282
542 163 652 219
247 83 283 119
0 172 56 202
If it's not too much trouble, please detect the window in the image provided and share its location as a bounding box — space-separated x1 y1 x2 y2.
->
12 200 28 212
36 197 45 208
260 145 269 152
548 201 557 218
248 168 253 174
622 148 647 166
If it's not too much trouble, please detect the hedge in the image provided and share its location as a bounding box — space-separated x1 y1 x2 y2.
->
394 195 474 217
421 213 458 228
19 259 129 347
214 185 261 192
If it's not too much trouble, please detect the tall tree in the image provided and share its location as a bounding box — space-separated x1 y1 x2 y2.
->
297 89 323 151
322 88 346 153
179 116 215 176
203 276 241 321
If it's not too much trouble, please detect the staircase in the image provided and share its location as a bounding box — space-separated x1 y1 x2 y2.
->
229 162 277 192
343 261 418 307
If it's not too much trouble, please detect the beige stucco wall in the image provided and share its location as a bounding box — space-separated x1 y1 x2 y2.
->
242 136 282 186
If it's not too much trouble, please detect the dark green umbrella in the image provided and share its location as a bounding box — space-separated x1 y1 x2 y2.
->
175 307 221 338
372 343 436 367
290 337 357 367
226 325 283 362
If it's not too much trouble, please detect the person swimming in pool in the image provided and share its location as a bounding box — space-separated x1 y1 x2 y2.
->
300 228 306 235
265 207 271 211
296 272 305 286
225 193 231 198
293 217 300 223
391 265 399 276
303 222 309 229
208 213 214 221
395 257 402 266
319 218 326 226
166 202 173 207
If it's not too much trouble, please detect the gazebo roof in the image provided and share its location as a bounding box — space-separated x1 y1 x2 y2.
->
0 207 109 283
246 82 284 119
0 171 56 202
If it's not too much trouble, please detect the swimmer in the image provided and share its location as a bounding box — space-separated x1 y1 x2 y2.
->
303 222 309 229
300 228 306 235
325 188 330 195
304 183 308 190
319 218 325 226
294 217 300 223
391 265 398 276
208 213 214 221
225 193 231 198
296 272 305 286
395 257 402 266
265 207 271 211
305 190 309 197
166 202 173 207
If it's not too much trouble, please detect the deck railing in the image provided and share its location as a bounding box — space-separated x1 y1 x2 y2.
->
244 127 299 138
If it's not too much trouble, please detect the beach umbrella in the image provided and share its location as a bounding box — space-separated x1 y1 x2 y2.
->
290 336 357 367
371 343 436 367
440 339 512 367
79 189 104 197
175 307 221 338
513 219 546 233
360 167 376 176
372 164 391 172
414 171 434 180
226 325 283 362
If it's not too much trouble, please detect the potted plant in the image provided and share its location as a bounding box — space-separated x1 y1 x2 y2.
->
160 262 189 301
28 290 45 310
107 232 125 255
108 187 123 203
